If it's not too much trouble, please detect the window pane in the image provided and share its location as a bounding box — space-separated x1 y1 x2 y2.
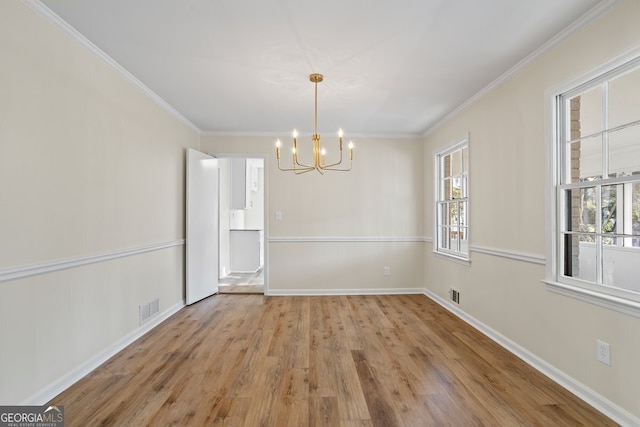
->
567 96 582 141
608 124 640 177
563 233 597 283
459 226 467 241
608 66 640 128
601 185 618 245
567 187 596 233
603 244 640 292
459 201 467 227
462 175 468 198
573 86 603 138
451 150 461 176
443 154 451 178
452 176 462 199
631 182 640 235
568 136 602 182
462 146 469 173
439 226 451 250
443 178 452 200
439 203 448 227
448 202 459 227
450 228 460 252
634 182 640 243
459 226 468 254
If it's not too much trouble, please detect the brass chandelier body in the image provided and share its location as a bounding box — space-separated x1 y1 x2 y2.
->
275 73 353 174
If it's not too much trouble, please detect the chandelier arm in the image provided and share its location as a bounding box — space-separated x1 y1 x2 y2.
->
294 167 316 175
321 156 352 171
292 148 315 169
279 166 315 173
277 157 314 173
294 159 315 168
277 165 314 173
320 163 352 172
321 145 345 168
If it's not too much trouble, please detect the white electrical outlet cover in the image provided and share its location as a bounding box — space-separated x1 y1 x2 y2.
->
596 340 611 366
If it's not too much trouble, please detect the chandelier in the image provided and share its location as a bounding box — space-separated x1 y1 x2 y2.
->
275 73 354 174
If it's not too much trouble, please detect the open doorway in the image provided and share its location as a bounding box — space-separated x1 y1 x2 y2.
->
217 156 265 294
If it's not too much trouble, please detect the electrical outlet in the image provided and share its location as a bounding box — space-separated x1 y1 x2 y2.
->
596 340 611 366
383 267 391 276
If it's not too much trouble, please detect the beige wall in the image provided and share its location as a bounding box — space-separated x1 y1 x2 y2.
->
423 0 640 419
201 135 425 293
0 1 199 403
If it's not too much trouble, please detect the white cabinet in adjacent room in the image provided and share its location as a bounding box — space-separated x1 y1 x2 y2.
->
230 158 248 210
230 158 262 211
230 230 263 272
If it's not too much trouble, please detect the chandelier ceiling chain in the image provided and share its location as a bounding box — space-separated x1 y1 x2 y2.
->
275 73 354 174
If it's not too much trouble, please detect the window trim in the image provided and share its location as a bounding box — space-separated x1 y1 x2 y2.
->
433 136 470 262
545 47 640 318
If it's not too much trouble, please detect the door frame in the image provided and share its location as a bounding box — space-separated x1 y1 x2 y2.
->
214 152 268 295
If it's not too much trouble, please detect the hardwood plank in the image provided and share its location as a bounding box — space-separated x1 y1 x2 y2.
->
241 356 285 427
308 326 339 398
48 294 618 426
332 348 371 422
272 368 309 427
351 349 401 427
309 396 340 427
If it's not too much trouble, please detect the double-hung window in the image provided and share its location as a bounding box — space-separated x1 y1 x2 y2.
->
435 139 469 260
552 55 640 310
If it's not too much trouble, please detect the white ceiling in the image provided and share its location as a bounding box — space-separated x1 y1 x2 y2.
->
40 0 605 137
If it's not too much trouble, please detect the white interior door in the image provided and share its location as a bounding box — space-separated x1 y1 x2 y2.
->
186 149 219 305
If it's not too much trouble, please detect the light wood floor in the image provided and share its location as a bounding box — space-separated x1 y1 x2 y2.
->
49 294 616 426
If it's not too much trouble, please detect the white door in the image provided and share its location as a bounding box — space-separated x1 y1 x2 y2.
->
186 149 219 305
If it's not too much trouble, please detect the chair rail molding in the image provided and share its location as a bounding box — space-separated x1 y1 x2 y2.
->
0 240 185 284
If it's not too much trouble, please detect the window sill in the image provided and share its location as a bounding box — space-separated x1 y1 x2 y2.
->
433 250 471 265
543 280 640 318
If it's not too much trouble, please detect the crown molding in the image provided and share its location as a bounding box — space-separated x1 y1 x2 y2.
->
423 0 623 138
201 130 422 140
21 0 201 134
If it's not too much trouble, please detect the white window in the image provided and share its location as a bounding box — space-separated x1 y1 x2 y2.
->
549 54 640 313
435 139 469 260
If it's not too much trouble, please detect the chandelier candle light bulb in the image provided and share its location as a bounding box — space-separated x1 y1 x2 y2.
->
275 73 354 174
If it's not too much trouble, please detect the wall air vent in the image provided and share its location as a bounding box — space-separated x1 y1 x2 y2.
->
451 289 460 304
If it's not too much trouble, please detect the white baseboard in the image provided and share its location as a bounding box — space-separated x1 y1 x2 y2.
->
267 288 424 296
423 289 639 427
22 300 185 406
